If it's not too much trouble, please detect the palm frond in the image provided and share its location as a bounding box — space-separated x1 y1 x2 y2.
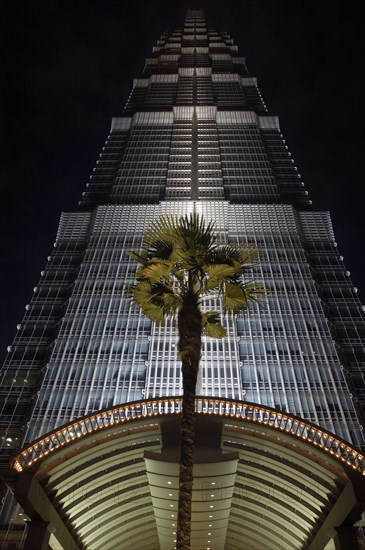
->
178 213 216 252
202 311 226 338
223 281 268 312
162 292 183 313
146 240 175 261
141 303 165 323
127 250 149 265
208 244 259 268
223 282 248 311
136 259 173 283
204 263 236 291
142 215 177 247
132 279 180 322
241 281 268 303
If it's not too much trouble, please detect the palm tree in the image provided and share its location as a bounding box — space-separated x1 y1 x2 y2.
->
129 213 266 550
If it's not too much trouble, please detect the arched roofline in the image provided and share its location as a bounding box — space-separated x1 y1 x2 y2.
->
13 396 365 475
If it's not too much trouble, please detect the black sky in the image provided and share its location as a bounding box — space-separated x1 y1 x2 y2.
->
2 0 365 362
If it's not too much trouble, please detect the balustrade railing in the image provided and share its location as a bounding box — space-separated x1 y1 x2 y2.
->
12 397 365 476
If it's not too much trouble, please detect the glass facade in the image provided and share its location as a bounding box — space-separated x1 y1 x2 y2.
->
1 7 365 540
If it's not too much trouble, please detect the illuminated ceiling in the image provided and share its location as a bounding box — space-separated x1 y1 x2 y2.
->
4 398 365 550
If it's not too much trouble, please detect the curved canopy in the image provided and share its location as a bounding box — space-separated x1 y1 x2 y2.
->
4 398 365 550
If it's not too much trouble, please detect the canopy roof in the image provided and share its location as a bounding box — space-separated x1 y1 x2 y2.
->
4 398 365 550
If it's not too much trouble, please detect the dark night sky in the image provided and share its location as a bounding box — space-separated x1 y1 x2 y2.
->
1 0 365 362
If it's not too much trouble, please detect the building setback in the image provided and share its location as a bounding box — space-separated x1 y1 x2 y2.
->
1 8 365 550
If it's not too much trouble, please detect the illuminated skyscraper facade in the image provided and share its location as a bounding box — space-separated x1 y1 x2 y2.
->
1 8 365 547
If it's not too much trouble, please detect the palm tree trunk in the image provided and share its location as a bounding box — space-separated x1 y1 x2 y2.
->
176 291 202 550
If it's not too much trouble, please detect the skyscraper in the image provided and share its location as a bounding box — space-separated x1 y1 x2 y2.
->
1 8 365 550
